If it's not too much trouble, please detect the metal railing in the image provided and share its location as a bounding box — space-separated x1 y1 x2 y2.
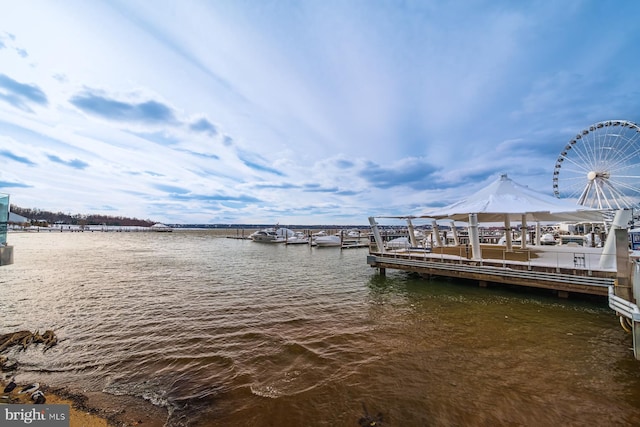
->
372 245 618 273
367 252 615 289
609 286 640 319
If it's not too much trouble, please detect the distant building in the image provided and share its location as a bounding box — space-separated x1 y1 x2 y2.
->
0 193 13 266
0 193 8 245
9 211 29 225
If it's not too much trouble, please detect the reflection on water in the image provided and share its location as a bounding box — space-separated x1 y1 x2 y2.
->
1 231 640 426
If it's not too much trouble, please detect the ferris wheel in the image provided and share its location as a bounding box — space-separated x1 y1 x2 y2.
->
552 120 640 209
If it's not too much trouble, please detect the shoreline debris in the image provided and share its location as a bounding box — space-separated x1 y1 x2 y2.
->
0 330 58 354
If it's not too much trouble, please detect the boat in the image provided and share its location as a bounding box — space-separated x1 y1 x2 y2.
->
498 233 531 246
559 235 586 246
540 233 557 245
285 232 310 245
250 228 286 243
585 233 602 247
314 235 341 247
385 237 410 249
250 227 296 243
151 223 173 232
346 229 362 238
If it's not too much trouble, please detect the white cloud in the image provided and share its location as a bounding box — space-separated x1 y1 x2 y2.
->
1 0 640 224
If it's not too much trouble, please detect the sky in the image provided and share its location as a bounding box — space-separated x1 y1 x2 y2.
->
1 0 640 225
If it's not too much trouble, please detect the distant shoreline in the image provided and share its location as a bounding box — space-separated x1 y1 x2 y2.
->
8 226 364 238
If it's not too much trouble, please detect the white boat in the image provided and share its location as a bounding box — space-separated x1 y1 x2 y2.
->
346 229 361 238
285 232 310 245
584 233 602 247
314 235 341 247
559 235 586 246
385 237 410 249
498 233 530 246
540 233 557 245
151 223 173 232
250 227 297 243
250 228 286 243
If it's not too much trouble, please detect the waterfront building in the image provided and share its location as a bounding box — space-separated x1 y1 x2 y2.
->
0 193 14 266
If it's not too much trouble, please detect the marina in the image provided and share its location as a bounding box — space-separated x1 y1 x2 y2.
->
1 231 640 425
242 227 370 248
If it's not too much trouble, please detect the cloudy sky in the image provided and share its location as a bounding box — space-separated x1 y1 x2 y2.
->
1 0 639 225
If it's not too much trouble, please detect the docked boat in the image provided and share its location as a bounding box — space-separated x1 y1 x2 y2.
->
385 236 411 249
285 232 310 245
559 235 585 246
250 228 285 243
540 233 557 245
250 227 297 243
346 229 362 238
314 235 341 247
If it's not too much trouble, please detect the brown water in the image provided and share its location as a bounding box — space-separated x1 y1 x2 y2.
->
1 230 640 426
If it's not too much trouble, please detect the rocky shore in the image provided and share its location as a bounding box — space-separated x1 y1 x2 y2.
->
1 377 169 427
1 330 168 426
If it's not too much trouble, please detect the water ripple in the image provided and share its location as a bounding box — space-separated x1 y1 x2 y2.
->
2 231 640 426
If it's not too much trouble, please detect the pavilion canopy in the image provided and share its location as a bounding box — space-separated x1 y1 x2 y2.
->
419 174 605 223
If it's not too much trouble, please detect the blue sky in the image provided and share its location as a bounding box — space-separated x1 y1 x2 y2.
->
1 0 639 225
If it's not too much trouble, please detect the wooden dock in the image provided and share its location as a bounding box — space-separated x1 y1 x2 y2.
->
367 245 617 297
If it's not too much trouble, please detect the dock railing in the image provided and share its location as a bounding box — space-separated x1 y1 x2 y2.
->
608 286 640 360
374 245 616 273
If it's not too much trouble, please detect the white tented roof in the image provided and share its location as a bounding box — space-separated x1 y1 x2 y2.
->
420 174 605 223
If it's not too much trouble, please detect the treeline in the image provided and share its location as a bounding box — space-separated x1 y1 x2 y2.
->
10 205 155 227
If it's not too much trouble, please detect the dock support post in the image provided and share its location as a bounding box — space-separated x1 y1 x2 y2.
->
450 220 459 246
521 214 527 249
614 228 633 302
431 220 443 247
504 215 512 251
406 218 418 247
369 217 385 253
379 267 386 276
600 209 632 270
469 213 482 261
0 245 13 266
632 313 640 360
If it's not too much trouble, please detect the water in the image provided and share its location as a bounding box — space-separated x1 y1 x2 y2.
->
1 230 640 426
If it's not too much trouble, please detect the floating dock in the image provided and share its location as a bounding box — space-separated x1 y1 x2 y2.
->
366 215 630 298
367 244 616 297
